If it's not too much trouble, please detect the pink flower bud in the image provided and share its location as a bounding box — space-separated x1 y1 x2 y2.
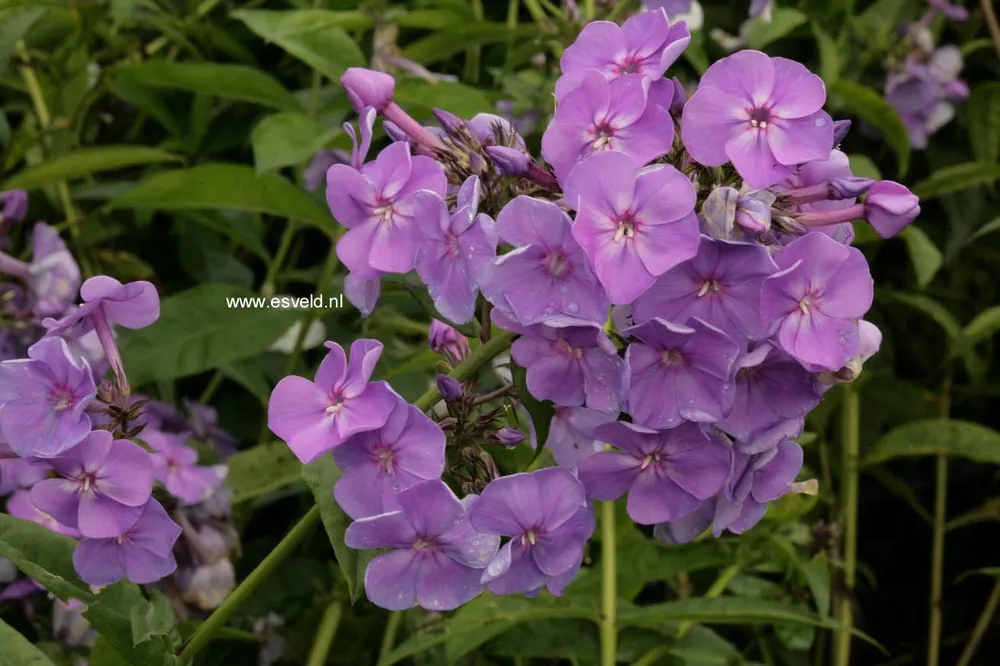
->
864 180 920 238
340 68 395 113
485 146 530 176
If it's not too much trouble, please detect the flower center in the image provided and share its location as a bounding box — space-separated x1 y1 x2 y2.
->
373 204 395 222
613 214 638 243
543 251 570 278
797 293 819 315
661 349 683 365
376 448 395 473
325 393 345 415
696 278 722 297
519 529 539 547
444 232 461 258
413 537 436 551
80 473 96 493
50 384 73 412
748 106 773 129
555 338 583 359
590 123 615 151
616 58 641 75
640 451 664 470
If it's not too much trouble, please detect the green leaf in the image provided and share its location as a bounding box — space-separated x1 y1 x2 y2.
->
512 361 555 468
113 61 302 112
130 591 174 646
402 23 540 66
746 8 807 50
383 593 596 665
108 77 183 137
617 597 836 630
228 441 303 504
111 164 333 232
0 6 45 70
968 83 1000 164
882 290 961 339
88 636 132 666
963 306 1000 346
911 162 1000 199
802 553 831 620
900 226 942 288
302 455 364 603
394 79 495 118
3 146 181 190
812 23 840 85
865 419 1000 466
828 80 910 178
118 284 302 385
231 9 365 81
0 617 57 666
848 154 882 181
252 112 337 174
965 216 1000 245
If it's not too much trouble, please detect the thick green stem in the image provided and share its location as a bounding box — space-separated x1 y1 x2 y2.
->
833 387 859 666
928 376 951 666
412 330 516 412
178 506 321 663
377 610 404 666
956 578 1000 666
583 0 597 20
600 501 617 666
306 601 343 666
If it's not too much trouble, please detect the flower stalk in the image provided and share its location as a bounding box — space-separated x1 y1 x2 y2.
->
600 500 617 666
833 386 859 666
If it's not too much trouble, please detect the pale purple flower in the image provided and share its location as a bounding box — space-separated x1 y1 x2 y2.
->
631 235 777 341
437 375 463 401
72 499 181 586
542 72 674 181
560 9 690 84
864 180 920 238
341 68 395 113
333 396 445 520
345 479 499 610
429 320 469 365
886 42 968 149
682 50 834 188
268 339 396 463
0 190 28 224
818 319 882 385
328 142 447 276
344 272 382 317
717 343 821 443
564 151 700 304
578 421 730 525
0 445 49 496
414 177 498 324
760 232 873 371
493 428 525 448
625 317 739 429
304 150 349 191
42 276 160 337
30 430 154 538
27 223 81 318
6 489 80 538
470 468 594 596
546 407 618 467
144 430 225 506
778 150 857 244
713 440 802 535
511 324 625 412
0 337 95 458
481 196 609 327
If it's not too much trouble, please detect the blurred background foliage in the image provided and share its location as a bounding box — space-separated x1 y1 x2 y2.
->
1 0 999 665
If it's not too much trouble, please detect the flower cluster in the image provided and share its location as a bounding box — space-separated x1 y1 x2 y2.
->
0 197 232 614
269 6 920 612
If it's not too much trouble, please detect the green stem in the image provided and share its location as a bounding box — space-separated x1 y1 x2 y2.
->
412 330 516 412
677 564 741 639
198 371 225 404
377 610 403 666
605 0 636 22
465 0 484 83
147 0 225 54
928 376 952 666
178 506 321 663
263 222 298 296
583 0 596 20
600 501 617 666
956 578 1000 666
306 601 343 666
833 387 859 666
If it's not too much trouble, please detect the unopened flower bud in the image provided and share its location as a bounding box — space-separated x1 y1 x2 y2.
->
485 146 531 176
493 427 525 448
831 119 852 147
829 177 874 200
437 374 463 402
429 320 469 364
734 195 771 236
433 108 466 135
818 320 882 385
0 190 28 224
669 76 687 115
382 121 409 144
701 186 739 239
340 67 395 113
864 180 920 238
468 150 486 175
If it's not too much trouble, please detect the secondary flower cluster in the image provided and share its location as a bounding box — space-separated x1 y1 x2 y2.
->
267 6 921 611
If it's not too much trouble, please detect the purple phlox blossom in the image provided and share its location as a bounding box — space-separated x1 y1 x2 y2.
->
327 141 447 276
344 272 383 318
681 50 833 188
6 489 80 538
27 223 81 318
542 71 674 182
467 113 526 150
564 151 700 304
0 444 49 496
470 468 594 596
625 317 739 429
53 598 96 647
345 479 500 610
492 427 526 448
182 399 239 456
414 176 499 324
30 430 154 538
42 276 159 337
339 68 445 154
73 498 181 586
886 41 968 149
560 9 691 86
735 191 773 236
749 0 774 20
631 235 777 341
143 429 225 505
818 319 882 385
0 190 28 225
717 343 821 444
578 421 730 525
511 323 625 412
486 146 531 177
304 150 350 192
429 320 470 366
926 0 968 22
547 407 618 467
652 499 715 544
0 337 95 458
863 180 921 238
776 150 857 244
333 395 445 520
713 440 803 535
738 416 803 455
481 195 609 327
700 186 740 240
760 232 873 371
268 339 396 463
